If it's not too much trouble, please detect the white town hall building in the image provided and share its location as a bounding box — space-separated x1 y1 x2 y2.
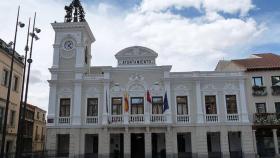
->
46 1 255 158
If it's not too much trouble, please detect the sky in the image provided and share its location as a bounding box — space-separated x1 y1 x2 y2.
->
0 0 280 111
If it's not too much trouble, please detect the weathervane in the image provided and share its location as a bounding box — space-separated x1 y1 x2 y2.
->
64 0 86 23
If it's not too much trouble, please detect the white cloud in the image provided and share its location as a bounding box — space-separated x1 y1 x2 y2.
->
0 0 266 111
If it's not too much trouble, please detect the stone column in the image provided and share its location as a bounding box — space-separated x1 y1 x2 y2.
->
72 82 82 125
221 130 230 158
273 129 279 155
124 132 131 158
69 129 80 157
145 132 152 158
99 129 110 158
242 129 255 158
252 130 258 157
196 127 208 158
196 81 204 123
239 79 249 122
166 131 177 158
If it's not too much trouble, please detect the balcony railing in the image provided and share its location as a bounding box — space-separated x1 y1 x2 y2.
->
176 115 190 123
254 113 280 125
86 116 98 124
272 85 280 96
252 86 267 96
150 114 166 123
129 114 144 123
58 117 71 124
205 114 219 123
109 115 123 124
226 114 239 122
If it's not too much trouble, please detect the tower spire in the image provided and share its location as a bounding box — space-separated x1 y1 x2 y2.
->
64 0 86 23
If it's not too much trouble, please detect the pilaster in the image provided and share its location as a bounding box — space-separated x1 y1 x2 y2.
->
72 82 82 125
221 130 230 158
239 79 249 122
196 81 204 123
47 83 56 125
145 132 152 158
124 132 131 158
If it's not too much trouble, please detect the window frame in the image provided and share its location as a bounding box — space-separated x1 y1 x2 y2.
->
2 69 9 87
152 96 163 114
252 76 263 86
111 97 122 115
271 76 280 86
59 98 71 117
87 98 98 116
12 75 19 91
225 95 238 114
176 96 188 115
130 97 144 115
275 102 280 113
205 95 217 114
256 102 266 113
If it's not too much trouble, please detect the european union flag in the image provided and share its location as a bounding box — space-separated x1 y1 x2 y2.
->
163 92 169 112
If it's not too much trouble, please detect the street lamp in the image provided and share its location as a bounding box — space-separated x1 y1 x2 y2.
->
15 12 41 158
0 6 25 157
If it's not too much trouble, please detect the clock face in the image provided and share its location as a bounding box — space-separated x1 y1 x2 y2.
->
64 40 74 50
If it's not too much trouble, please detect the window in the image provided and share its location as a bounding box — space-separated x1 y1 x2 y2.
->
176 96 188 115
152 97 163 114
131 97 144 114
85 46 88 64
87 98 98 116
59 98 70 117
252 77 263 86
0 107 4 130
272 76 280 86
205 95 217 114
112 97 122 115
225 95 238 114
42 114 45 121
37 112 40 119
275 102 280 113
9 110 15 126
2 69 9 86
12 76 19 91
256 103 266 113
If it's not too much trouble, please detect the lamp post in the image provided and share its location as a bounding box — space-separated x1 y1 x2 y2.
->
0 6 25 157
15 17 31 158
17 12 40 157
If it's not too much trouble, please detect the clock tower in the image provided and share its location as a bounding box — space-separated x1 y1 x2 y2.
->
48 0 95 125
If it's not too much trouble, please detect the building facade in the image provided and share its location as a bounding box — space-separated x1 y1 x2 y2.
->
0 39 24 153
22 103 46 153
216 53 280 157
46 11 256 158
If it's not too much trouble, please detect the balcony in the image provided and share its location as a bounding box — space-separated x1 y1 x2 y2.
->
150 114 166 123
176 115 190 124
226 114 239 122
205 114 219 123
254 113 280 125
86 116 98 124
252 86 267 96
272 85 280 96
58 117 71 124
129 114 144 124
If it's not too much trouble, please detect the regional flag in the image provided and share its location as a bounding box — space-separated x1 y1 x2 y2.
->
146 90 152 105
124 92 129 112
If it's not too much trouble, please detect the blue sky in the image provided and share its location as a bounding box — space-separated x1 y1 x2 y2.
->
1 0 280 109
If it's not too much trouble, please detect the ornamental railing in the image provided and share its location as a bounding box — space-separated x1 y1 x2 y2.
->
252 86 267 96
86 116 98 124
129 114 145 123
226 114 239 122
176 115 190 123
58 117 71 124
109 115 123 124
150 114 166 123
254 113 280 125
205 114 219 123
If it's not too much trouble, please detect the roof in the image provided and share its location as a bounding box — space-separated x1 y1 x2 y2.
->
0 38 24 65
232 53 280 71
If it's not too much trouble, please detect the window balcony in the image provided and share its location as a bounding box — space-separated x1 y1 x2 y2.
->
58 117 71 124
109 115 123 124
252 86 267 96
205 114 219 123
226 114 240 122
129 114 144 124
150 114 166 123
272 85 280 96
176 115 190 124
86 116 98 124
254 113 280 125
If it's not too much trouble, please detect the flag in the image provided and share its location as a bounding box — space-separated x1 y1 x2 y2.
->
163 92 169 113
124 92 129 112
146 90 152 105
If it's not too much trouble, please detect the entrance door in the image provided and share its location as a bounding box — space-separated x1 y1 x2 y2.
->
85 134 98 158
152 133 166 158
57 134 70 157
131 133 145 158
207 132 221 158
256 129 275 157
110 134 124 158
177 133 192 158
228 132 242 158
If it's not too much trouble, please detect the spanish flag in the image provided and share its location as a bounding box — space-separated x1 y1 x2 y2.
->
124 92 129 112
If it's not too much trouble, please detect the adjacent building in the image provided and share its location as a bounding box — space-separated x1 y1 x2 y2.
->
46 2 255 157
216 53 280 157
22 103 46 153
0 39 24 153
